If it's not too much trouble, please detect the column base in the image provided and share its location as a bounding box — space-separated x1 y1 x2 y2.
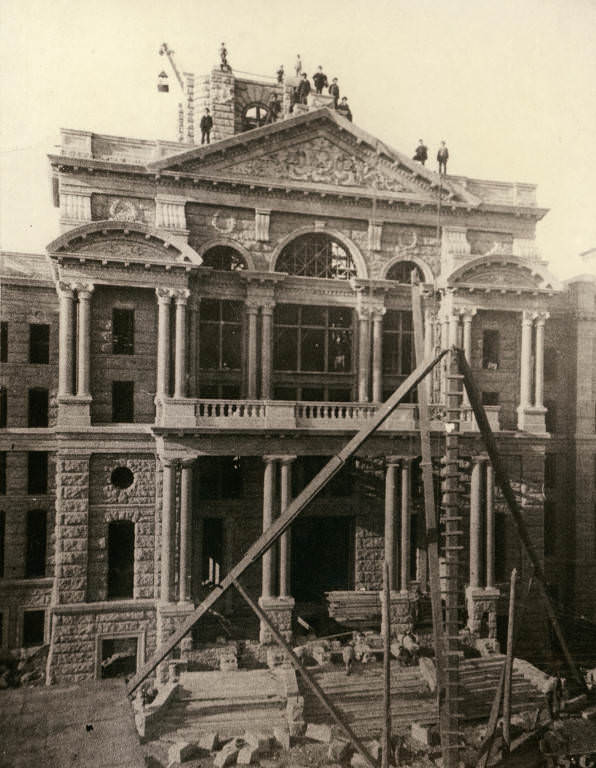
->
258 596 295 644
465 586 500 639
517 405 547 433
57 395 92 427
379 590 419 638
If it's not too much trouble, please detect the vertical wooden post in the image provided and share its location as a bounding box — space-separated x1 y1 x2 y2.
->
502 568 517 751
382 560 393 768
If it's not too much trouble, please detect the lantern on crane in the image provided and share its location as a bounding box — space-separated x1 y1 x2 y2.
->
157 70 169 93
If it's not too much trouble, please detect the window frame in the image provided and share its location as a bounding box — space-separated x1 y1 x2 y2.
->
111 380 135 423
29 323 50 364
28 387 49 427
482 329 500 370
112 308 135 356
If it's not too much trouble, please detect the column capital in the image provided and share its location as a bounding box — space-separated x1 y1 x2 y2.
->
356 306 371 321
400 457 414 468
385 455 401 466
371 306 387 320
521 309 537 326
535 311 550 327
457 307 477 321
279 455 297 465
263 455 279 465
174 288 191 306
74 282 95 298
161 457 179 470
180 457 196 469
260 301 276 316
57 281 75 299
156 287 174 303
245 300 260 314
471 453 486 465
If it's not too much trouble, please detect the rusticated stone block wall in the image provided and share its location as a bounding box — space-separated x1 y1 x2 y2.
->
54 455 90 605
49 605 156 684
87 454 156 602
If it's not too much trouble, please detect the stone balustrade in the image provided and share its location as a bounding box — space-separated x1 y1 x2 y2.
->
155 397 501 433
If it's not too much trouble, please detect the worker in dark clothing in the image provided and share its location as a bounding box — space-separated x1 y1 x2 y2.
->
413 139 428 165
297 73 311 105
313 66 328 94
266 93 281 123
276 64 284 83
200 108 213 144
329 77 340 108
336 96 352 121
437 141 449 174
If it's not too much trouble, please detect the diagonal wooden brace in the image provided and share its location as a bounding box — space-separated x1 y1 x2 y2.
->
233 578 379 768
127 349 448 696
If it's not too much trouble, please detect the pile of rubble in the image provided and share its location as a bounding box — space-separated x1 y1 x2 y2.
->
0 645 47 688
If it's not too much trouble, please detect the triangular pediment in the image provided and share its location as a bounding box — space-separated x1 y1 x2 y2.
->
149 109 478 205
451 258 549 288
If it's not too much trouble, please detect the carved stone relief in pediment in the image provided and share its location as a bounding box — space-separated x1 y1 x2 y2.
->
456 265 541 287
198 137 426 193
69 233 180 262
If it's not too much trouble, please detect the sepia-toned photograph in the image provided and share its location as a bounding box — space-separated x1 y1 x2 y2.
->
0 0 595 765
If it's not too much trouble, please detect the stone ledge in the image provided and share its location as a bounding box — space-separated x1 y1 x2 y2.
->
53 599 156 614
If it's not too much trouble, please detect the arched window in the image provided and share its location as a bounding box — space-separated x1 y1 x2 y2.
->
242 103 269 131
277 234 357 280
107 520 134 599
202 246 247 272
386 260 423 284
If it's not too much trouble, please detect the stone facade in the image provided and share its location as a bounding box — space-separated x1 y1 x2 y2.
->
0 64 594 686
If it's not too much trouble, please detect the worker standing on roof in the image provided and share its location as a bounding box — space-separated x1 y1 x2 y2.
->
413 139 428 165
329 77 340 108
295 54 302 77
437 141 449 175
266 93 281 123
219 43 230 72
200 108 213 144
336 96 352 121
313 66 328 94
276 64 284 83
297 73 311 104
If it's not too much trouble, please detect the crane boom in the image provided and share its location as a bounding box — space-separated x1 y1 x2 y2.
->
159 42 184 91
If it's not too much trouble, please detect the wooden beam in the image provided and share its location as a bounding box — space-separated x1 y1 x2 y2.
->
127 348 448 696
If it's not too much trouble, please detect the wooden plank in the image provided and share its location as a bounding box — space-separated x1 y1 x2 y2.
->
502 569 518 751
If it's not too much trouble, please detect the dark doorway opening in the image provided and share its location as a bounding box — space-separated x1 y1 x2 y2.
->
202 517 224 586
291 516 354 603
107 520 134 599
100 637 138 678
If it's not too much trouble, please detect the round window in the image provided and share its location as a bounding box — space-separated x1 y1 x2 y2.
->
111 466 134 489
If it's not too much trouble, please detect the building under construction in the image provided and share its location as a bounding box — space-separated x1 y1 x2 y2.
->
0 49 595 766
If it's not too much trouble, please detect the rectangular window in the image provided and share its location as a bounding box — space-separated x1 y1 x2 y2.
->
202 518 224 585
482 329 500 369
0 322 7 362
0 387 7 428
22 610 45 646
29 324 50 364
112 308 135 355
28 452 48 495
107 520 135 599
28 388 49 427
199 299 243 371
481 391 500 406
274 304 353 374
0 509 5 577
25 509 47 578
0 452 5 495
198 456 243 500
112 381 134 422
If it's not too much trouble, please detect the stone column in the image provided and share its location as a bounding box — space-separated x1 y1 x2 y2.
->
156 288 172 397
469 457 484 589
279 457 295 598
424 307 433 400
384 457 399 590
460 308 476 408
400 459 412 592
76 284 94 397
179 459 194 603
161 458 177 603
174 290 190 399
371 309 385 403
188 300 199 397
357 309 370 402
58 284 75 397
261 457 276 599
519 311 534 408
246 302 259 399
485 462 495 589
534 312 549 409
260 303 274 400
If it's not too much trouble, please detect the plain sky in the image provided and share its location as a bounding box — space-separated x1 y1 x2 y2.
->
1 0 595 279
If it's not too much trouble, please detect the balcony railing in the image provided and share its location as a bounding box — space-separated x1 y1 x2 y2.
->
155 397 501 433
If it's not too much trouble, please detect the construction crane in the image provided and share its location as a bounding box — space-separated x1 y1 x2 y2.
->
157 42 187 142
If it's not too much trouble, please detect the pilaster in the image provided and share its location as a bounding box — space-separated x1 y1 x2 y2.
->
368 220 383 252
155 195 188 236
255 209 271 242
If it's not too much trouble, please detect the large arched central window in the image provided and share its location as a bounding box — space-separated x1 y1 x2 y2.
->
242 103 269 131
277 234 357 280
